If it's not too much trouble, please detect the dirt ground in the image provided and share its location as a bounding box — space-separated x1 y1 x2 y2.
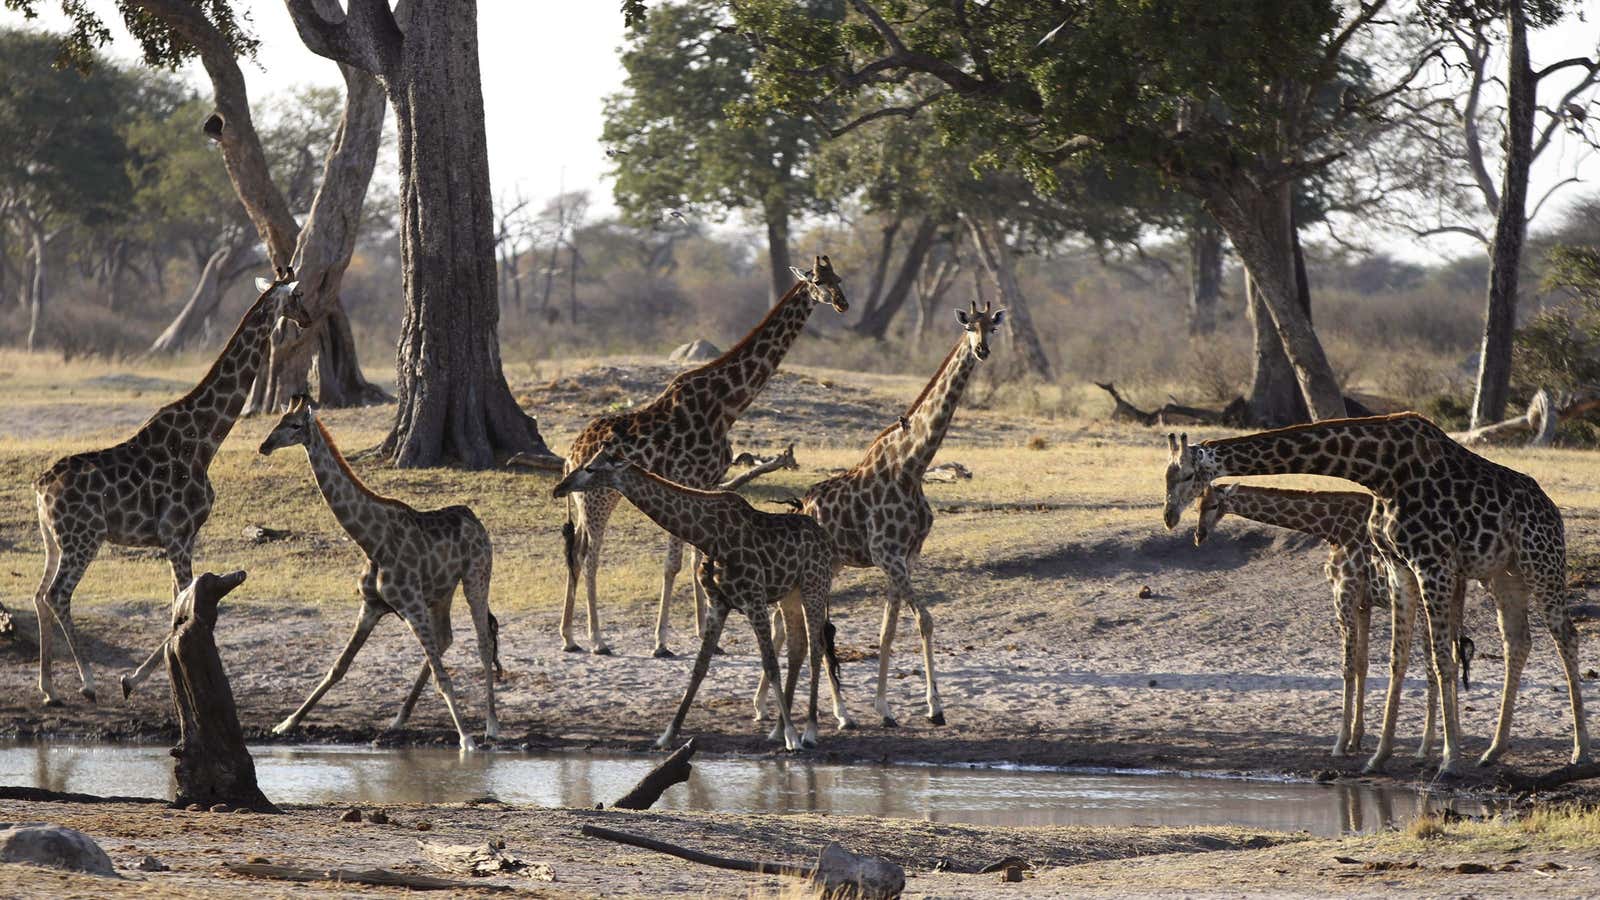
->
5 355 1600 895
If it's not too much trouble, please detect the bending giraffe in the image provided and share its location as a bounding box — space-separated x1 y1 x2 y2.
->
1193 483 1475 760
560 256 847 657
259 398 501 751
1164 414 1588 775
553 450 844 750
30 268 310 706
764 301 1004 728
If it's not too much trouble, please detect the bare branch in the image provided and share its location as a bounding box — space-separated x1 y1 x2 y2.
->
282 0 401 75
1528 175 1584 223
824 90 948 137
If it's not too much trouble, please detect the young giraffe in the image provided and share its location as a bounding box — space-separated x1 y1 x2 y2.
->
1164 414 1589 775
1193 484 1475 760
768 301 1004 728
553 450 840 751
30 268 310 706
560 256 847 658
259 398 500 751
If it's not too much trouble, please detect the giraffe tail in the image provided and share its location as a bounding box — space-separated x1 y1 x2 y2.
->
562 497 580 579
822 618 843 694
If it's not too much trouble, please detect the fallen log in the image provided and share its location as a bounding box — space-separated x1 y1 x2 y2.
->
1093 382 1371 429
611 738 697 810
224 862 512 892
1497 760 1600 793
417 839 553 880
580 824 904 899
1451 389 1600 447
0 785 165 805
167 571 279 813
719 444 799 492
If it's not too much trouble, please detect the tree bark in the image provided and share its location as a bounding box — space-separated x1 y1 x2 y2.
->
245 64 389 413
166 570 278 813
854 217 938 340
1187 216 1223 336
1469 0 1535 429
861 217 901 313
25 224 45 353
764 201 792 305
1245 271 1308 426
148 242 261 354
965 214 1053 380
1204 179 1346 421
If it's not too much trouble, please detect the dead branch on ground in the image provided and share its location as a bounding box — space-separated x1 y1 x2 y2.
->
719 444 799 492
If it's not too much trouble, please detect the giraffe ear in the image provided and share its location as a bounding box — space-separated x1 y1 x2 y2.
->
255 277 274 293
991 309 1006 327
790 265 811 282
954 308 970 325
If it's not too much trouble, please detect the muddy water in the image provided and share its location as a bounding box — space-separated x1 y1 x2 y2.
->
0 742 1494 837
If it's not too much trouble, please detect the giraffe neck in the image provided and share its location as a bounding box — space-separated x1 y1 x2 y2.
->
607 466 745 559
301 420 396 554
1221 486 1373 546
689 280 817 427
167 292 279 466
866 339 977 478
1200 414 1438 496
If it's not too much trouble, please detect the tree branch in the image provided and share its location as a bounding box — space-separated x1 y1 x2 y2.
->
282 0 401 75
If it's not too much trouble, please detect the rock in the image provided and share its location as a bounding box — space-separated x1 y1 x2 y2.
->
999 864 1024 883
0 824 117 877
209 804 231 814
340 808 362 823
416 822 432 831
240 524 290 544
184 804 205 812
1137 585 1153 599
1453 861 1492 874
134 855 168 872
368 810 389 825
246 855 270 864
668 339 721 364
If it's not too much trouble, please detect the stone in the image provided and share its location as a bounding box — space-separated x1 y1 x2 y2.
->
368 810 389 825
208 804 231 814
134 855 168 872
0 824 117 877
668 339 721 364
340 808 362 823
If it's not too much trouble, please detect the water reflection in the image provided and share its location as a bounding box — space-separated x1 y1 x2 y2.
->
0 742 1496 838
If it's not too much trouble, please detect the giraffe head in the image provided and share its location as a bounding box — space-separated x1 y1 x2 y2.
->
1163 432 1218 530
954 299 1005 360
258 393 317 455
551 448 631 498
788 254 849 313
1193 483 1233 545
253 266 314 331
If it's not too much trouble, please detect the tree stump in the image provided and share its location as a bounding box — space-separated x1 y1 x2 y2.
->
166 571 278 813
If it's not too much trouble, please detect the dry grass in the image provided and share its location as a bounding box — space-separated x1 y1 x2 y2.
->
1372 804 1600 855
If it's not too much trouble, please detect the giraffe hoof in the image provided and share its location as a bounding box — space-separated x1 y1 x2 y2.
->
120 675 132 701
562 643 583 653
838 718 857 731
79 688 97 704
927 711 946 726
881 716 898 729
40 696 62 709
652 647 676 659
591 645 613 657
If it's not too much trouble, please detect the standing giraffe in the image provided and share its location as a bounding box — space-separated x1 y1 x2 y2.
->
770 301 1004 728
553 450 840 751
1163 414 1588 775
1193 483 1475 760
30 268 310 706
259 398 500 751
560 256 847 657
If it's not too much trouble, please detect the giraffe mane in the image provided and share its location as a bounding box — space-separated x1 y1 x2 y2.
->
314 418 408 510
1200 412 1435 448
868 337 963 446
685 279 809 375
165 284 280 412
624 462 751 503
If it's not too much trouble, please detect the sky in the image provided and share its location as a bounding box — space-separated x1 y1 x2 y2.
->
2 2 1597 264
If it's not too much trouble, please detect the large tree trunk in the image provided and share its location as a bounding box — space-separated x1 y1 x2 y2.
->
246 64 389 413
148 243 261 354
1204 180 1346 421
1469 0 1535 429
861 217 901 313
1187 216 1223 336
1245 272 1307 425
965 214 1052 380
25 224 45 352
368 1 551 467
764 201 792 305
854 217 938 340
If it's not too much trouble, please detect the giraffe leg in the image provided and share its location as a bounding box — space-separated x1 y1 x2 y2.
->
392 659 432 730
1351 587 1373 754
653 535 684 658
1365 564 1417 773
1478 571 1530 766
559 499 585 652
32 514 64 706
406 606 475 752
658 602 727 750
800 590 829 749
874 590 903 728
1418 567 1465 776
878 555 943 725
1417 645 1439 760
275 601 386 735
1533 574 1591 765
750 604 802 751
1331 566 1360 758
41 540 101 704
121 543 195 699
753 596 796 722
463 548 500 740
691 548 712 654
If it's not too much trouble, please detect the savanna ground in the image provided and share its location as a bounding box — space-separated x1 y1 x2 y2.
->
4 348 1600 895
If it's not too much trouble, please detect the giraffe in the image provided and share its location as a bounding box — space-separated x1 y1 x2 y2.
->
29 268 310 706
767 300 1005 728
259 397 500 751
1193 483 1475 760
552 449 841 751
560 256 847 658
1163 413 1588 775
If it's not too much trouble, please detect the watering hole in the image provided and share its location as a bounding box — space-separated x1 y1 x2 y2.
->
0 742 1496 837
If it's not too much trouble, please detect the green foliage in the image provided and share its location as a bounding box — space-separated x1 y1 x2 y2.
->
602 0 828 231
1513 246 1600 393
4 0 257 70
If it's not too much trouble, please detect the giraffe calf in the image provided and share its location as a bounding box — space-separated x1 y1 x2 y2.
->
259 397 500 751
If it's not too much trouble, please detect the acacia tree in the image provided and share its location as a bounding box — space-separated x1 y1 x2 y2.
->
604 0 828 303
727 0 1439 420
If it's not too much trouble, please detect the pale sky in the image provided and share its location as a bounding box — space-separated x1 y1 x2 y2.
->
3 2 1598 263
